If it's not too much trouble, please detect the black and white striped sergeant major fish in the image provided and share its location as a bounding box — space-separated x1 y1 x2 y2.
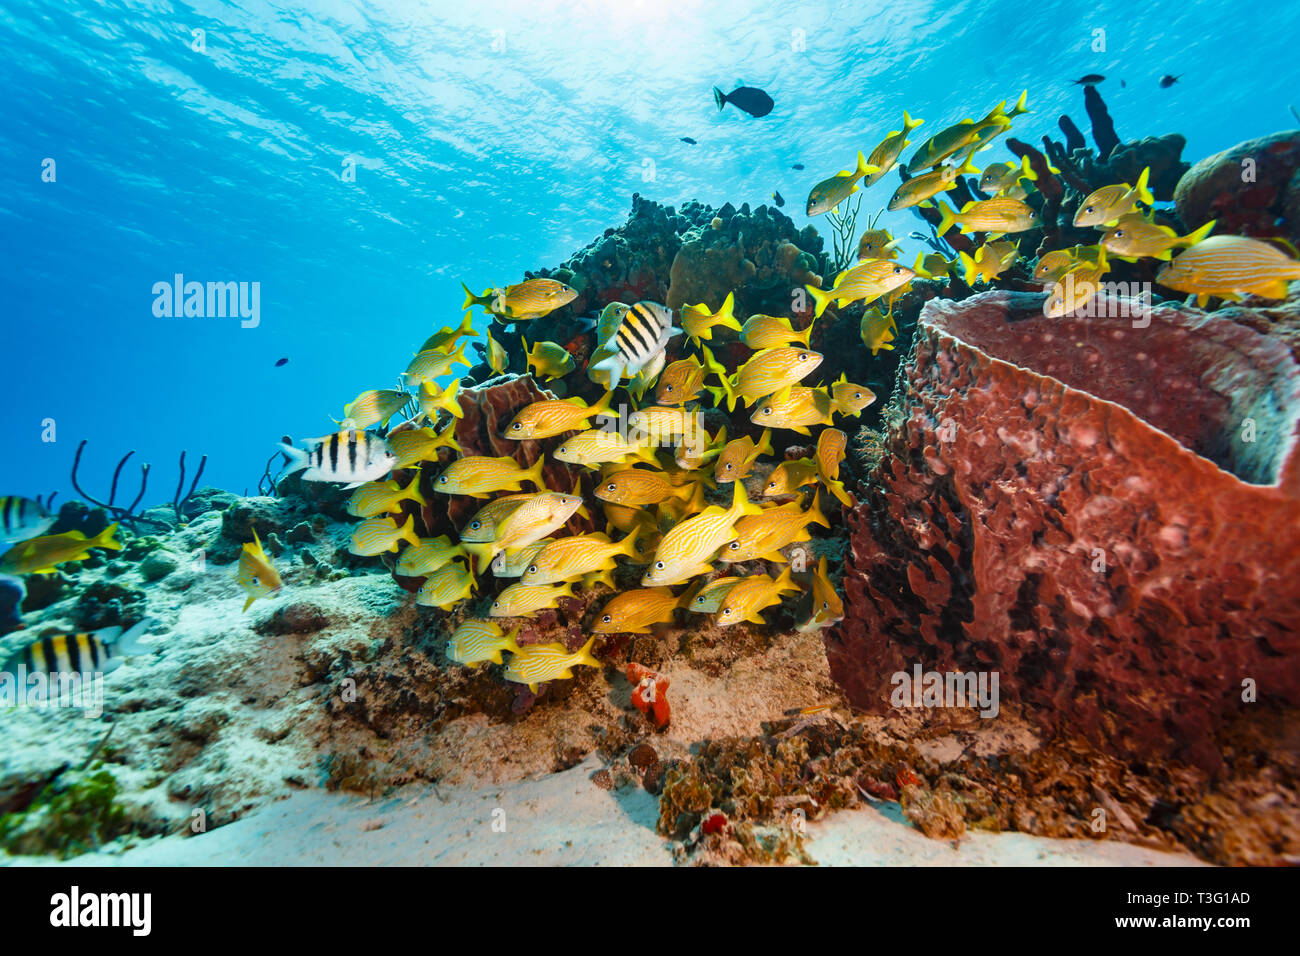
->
0 496 56 546
2 619 155 677
589 300 681 388
277 429 398 489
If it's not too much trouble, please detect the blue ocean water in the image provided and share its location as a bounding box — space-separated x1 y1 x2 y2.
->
1 0 1295 502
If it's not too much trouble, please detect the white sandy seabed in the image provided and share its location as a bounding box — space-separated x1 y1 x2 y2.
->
1 507 1204 867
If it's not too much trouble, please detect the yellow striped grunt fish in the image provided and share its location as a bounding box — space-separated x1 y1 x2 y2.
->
387 420 462 469
1034 245 1104 284
418 311 477 353
592 587 684 634
1101 216 1215 262
857 228 901 261
589 300 681 387
937 197 1039 238
764 458 819 496
595 468 697 507
642 481 764 586
552 428 659 468
519 531 640 585
491 539 552 577
0 524 121 576
714 428 772 483
503 635 600 693
860 110 925 188
807 261 915 318
978 155 1036 194
626 406 699 442
806 151 880 216
1 619 155 677
860 308 897 355
816 429 848 482
681 292 741 344
237 530 282 611
417 379 464 422
341 390 410 430
415 560 476 610
279 430 397 489
797 556 845 633
655 355 710 405
490 580 576 618
463 492 585 568
955 92 1028 160
347 470 427 518
957 241 1021 285
0 496 55 545
488 278 577 322
446 619 521 667
524 339 576 381
715 566 800 626
1074 168 1154 228
830 376 877 417
1157 235 1300 304
685 576 745 614
720 493 828 563
1045 256 1112 318
887 154 980 212
675 421 727 471
433 455 546 498
750 386 834 435
741 313 814 349
721 347 824 409
349 514 421 556
395 535 465 577
506 391 614 440
485 327 509 374
459 494 532 542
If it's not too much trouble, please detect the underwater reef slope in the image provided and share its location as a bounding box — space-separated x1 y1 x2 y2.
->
830 288 1300 776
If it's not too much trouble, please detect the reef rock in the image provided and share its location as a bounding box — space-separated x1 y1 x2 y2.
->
828 290 1300 773
1174 130 1300 242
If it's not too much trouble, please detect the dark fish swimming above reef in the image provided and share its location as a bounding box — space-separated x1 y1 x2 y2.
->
1159 74 1181 88
275 357 288 367
771 190 785 207
713 85 774 118
680 136 697 144
1072 73 1105 85
791 163 804 170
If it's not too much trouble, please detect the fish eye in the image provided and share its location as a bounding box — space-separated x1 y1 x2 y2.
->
798 352 808 361
655 561 665 570
665 384 673 392
894 266 902 274
724 463 733 471
606 483 616 492
469 520 480 529
602 614 612 623
512 422 522 431
763 407 772 415
822 600 829 609
1084 205 1093 213
1114 229 1124 237
557 446 567 454
527 565 537 574
439 476 448 483
492 601 499 608
252 576 260 585
729 542 740 550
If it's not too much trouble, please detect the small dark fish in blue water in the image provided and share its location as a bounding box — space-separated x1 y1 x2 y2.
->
771 191 785 207
1121 79 1127 87
275 357 289 367
1071 74 1105 85
681 137 697 145
1159 74 1181 88
713 85 774 118
791 163 805 170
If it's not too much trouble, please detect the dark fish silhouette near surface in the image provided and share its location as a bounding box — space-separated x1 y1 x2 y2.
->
1072 74 1105 85
275 357 289 367
791 163 805 170
1159 74 1181 88
771 190 785 207
713 85 774 118
681 137 697 144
